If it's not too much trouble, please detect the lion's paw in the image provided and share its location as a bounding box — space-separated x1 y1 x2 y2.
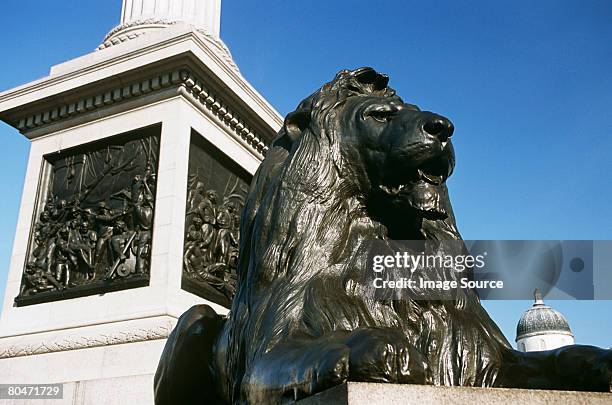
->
243 341 349 404
342 328 432 385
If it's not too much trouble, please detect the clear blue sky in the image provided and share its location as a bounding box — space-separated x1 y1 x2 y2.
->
0 1 610 348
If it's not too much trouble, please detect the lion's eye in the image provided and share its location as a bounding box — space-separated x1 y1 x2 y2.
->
364 106 398 123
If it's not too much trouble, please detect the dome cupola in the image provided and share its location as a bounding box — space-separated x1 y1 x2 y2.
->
515 289 574 352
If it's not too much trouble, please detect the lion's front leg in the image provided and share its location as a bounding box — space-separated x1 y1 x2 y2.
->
242 338 350 404
242 327 431 404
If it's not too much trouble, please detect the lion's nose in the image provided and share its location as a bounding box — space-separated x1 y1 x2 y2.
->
423 116 454 142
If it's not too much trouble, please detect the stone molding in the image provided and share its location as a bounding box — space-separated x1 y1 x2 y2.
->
194 28 239 72
99 18 178 48
15 68 269 157
98 20 238 73
0 319 174 359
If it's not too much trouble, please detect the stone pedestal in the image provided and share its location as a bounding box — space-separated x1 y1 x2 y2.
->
298 383 612 405
0 2 281 403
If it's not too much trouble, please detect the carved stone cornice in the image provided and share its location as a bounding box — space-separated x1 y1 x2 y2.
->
0 319 174 359
14 68 269 157
178 69 269 155
0 28 283 148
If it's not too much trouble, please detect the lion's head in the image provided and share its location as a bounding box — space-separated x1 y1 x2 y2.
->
243 67 460 247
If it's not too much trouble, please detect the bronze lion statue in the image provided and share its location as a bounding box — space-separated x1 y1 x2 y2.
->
154 67 612 404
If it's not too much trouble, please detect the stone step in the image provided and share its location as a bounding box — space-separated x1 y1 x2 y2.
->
298 382 612 405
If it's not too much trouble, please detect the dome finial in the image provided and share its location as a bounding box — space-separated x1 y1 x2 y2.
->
534 288 544 305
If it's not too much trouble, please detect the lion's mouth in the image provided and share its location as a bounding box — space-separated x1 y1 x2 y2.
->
378 157 450 195
379 169 444 195
376 157 452 218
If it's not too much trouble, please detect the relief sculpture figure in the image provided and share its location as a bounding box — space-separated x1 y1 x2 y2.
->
199 190 218 261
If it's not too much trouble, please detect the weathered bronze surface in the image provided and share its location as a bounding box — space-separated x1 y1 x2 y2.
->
155 69 612 404
181 133 250 307
16 125 160 306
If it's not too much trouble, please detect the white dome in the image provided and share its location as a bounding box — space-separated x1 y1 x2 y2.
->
515 289 574 352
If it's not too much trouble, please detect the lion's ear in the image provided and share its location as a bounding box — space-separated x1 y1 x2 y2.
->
284 109 310 138
354 67 389 91
273 109 311 150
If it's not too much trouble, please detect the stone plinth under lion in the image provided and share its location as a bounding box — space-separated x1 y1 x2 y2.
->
154 68 612 405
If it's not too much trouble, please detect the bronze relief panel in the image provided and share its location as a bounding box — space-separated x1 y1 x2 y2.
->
16 124 161 306
181 131 251 308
